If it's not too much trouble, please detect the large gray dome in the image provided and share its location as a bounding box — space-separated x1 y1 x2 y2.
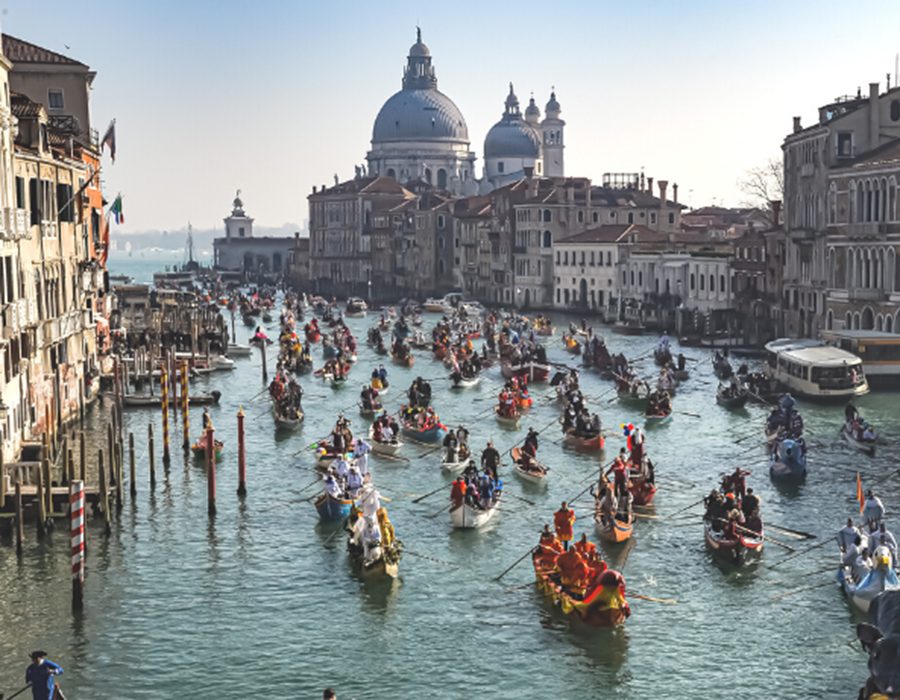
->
484 119 541 158
373 88 469 143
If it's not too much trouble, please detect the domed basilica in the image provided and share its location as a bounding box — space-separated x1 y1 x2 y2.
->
366 30 565 196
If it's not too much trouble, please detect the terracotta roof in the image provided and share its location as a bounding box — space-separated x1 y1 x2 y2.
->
2 34 87 67
310 175 414 198
556 224 665 244
846 138 900 168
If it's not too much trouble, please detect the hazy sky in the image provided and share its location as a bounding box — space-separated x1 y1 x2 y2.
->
5 0 900 233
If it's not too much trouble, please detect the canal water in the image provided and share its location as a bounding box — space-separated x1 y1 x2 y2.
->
2 299 899 698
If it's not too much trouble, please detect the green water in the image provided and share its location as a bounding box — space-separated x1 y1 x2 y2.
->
1 304 898 699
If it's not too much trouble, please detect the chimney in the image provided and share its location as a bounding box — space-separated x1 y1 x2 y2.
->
640 172 645 191
673 183 679 204
658 180 669 204
313 186 317 194
770 199 782 227
523 165 534 179
869 81 880 150
792 116 802 133
647 177 654 196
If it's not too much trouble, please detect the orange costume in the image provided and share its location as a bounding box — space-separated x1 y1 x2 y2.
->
534 530 564 569
556 547 590 592
554 506 576 544
574 536 597 560
450 479 466 507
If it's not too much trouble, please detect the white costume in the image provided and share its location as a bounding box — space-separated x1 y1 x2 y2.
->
864 496 885 526
837 523 861 552
355 440 371 476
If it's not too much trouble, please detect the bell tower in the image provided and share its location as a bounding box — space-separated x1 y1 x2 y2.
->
541 89 565 177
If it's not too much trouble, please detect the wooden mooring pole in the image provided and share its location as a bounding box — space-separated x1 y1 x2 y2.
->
129 433 137 499
205 426 217 516
161 368 171 465
237 407 247 497
148 423 156 489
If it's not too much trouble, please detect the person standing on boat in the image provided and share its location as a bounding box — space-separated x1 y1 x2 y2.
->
864 490 886 528
443 430 459 463
481 441 500 481
837 518 861 552
876 522 898 561
554 502 576 551
741 488 760 519
202 408 213 431
354 438 371 478
25 651 63 700
450 477 466 508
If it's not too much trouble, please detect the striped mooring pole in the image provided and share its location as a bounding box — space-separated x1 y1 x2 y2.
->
70 479 85 610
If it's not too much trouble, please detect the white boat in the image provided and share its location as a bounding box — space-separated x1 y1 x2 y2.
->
764 338 869 400
226 343 252 358
450 497 500 529
210 355 236 370
515 462 548 484
494 406 521 428
450 375 480 389
440 446 472 473
423 298 451 313
840 422 877 456
367 425 403 456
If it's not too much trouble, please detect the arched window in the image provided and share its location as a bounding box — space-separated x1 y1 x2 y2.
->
387 168 396 179
437 169 447 189
690 273 695 291
699 274 705 291
425 168 432 184
719 274 725 293
886 313 894 333
543 209 552 223
709 274 714 291
826 309 833 330
846 311 852 329
542 231 552 248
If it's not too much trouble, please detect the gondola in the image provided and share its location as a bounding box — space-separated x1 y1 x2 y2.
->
716 386 749 409
712 355 733 379
511 448 548 485
704 519 763 565
532 555 630 627
314 492 353 523
595 511 634 544
273 405 304 430
367 425 404 456
562 428 604 452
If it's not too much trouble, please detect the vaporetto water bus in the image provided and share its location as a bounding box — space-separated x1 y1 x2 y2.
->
763 338 869 400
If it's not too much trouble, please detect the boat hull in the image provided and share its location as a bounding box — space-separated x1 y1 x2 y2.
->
515 463 548 484
315 493 353 523
450 501 499 528
704 521 763 565
595 515 633 543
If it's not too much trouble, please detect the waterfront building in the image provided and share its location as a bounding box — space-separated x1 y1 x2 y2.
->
213 192 295 279
0 36 108 462
779 80 900 337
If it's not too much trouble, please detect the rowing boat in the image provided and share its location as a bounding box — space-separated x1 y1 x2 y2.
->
124 390 221 407
450 496 501 529
367 426 403 456
595 512 634 543
226 343 252 357
450 375 480 389
514 461 548 484
716 387 749 409
840 422 877 457
532 556 630 627
644 412 671 426
358 403 383 420
494 406 521 428
314 492 353 523
191 438 224 461
273 405 304 430
704 520 763 565
400 421 447 444
500 360 550 383
562 428 604 452
441 446 473 473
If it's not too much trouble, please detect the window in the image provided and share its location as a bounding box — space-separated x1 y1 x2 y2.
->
15 177 24 209
563 251 568 265
650 212 656 224
627 212 634 224
606 252 611 265
28 178 40 225
590 251 595 266
239 226 245 237
556 251 560 265
668 212 675 225
592 212 598 223
709 274 714 291
837 132 853 158
580 252 585 266
577 211 584 223
437 214 445 229
536 162 542 174
720 274 725 292
542 231 551 248
699 274 704 291
498 161 505 174
891 100 900 122
48 89 64 110
56 183 74 222
543 209 552 223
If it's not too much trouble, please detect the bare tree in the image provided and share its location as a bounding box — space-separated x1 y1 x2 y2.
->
737 158 784 221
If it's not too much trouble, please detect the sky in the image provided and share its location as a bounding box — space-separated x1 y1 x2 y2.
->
4 0 900 234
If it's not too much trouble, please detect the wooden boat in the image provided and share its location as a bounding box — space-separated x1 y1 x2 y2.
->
226 343 252 358
450 496 501 529
704 520 763 565
358 402 383 420
716 386 749 409
191 438 224 461
273 405 304 430
617 381 650 406
644 411 672 426
305 328 321 343
515 461 548 484
674 369 689 382
314 492 353 523
124 390 221 407
838 543 899 613
400 421 447 444
347 538 401 580
562 428 605 452
840 422 877 457
713 356 733 379
654 347 673 366
450 374 480 389
441 446 473 473
535 325 554 337
500 360 551 383
595 512 634 543
494 406 521 428
367 426 404 456
532 556 630 627
562 333 581 355
629 466 657 506
391 351 415 367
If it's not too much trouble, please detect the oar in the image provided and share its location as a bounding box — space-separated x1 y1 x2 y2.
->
3 684 33 700
771 578 835 601
403 548 458 569
675 410 701 419
765 523 817 540
412 483 449 504
373 452 410 464
504 491 536 507
494 546 538 582
766 537 833 570
668 497 706 517
298 476 323 493
246 386 269 403
717 519 795 552
628 592 678 605
427 503 451 519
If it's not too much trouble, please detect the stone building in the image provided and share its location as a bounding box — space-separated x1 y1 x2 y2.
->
779 81 900 337
213 193 295 279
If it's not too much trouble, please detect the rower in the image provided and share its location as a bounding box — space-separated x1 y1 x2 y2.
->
741 487 760 519
524 428 539 455
876 522 898 560
837 517 860 552
354 438 371 477
864 489 886 528
554 502 576 551
450 477 466 508
481 441 500 481
595 485 617 527
456 425 469 452
605 452 629 501
443 430 459 462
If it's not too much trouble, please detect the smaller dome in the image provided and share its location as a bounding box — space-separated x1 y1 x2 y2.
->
484 120 541 159
409 27 430 57
505 83 520 113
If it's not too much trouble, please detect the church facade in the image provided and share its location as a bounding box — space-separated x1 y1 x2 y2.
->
365 30 565 195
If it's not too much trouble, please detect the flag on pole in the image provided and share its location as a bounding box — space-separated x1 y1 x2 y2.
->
110 194 124 225
856 472 865 513
101 119 116 162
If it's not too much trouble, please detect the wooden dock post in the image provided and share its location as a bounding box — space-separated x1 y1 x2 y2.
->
107 423 116 488
237 407 247 497
98 449 110 534
181 360 190 450
115 435 123 511
148 423 156 489
160 367 171 465
205 426 217 516
14 480 23 554
36 460 46 536
67 447 75 486
129 433 137 499
260 342 268 383
70 480 85 610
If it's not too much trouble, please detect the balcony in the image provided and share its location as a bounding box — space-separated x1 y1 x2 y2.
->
841 222 899 238
849 288 886 302
15 209 26 237
1 304 16 338
40 221 57 238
